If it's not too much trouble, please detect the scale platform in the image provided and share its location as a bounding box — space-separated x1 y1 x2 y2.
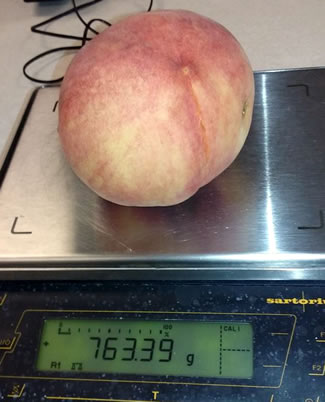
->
1 68 325 280
1 68 325 400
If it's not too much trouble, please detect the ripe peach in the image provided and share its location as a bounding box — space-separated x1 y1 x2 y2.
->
58 10 254 206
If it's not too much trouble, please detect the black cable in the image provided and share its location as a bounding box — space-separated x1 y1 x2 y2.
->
23 0 105 84
147 0 153 12
81 18 111 46
72 0 102 35
23 46 81 84
30 0 104 42
23 0 153 85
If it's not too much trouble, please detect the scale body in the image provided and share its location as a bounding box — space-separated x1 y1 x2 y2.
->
0 68 325 401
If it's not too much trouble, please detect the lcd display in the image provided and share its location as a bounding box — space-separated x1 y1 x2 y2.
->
37 319 253 379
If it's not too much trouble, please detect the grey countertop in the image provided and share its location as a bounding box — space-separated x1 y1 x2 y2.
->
1 0 325 158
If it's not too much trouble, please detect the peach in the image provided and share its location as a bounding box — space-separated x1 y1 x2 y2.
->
58 10 254 206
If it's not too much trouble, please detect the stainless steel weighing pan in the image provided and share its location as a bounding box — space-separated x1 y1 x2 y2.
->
0 68 325 281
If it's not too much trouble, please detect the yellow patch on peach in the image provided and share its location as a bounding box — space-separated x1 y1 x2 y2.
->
91 175 104 189
76 156 98 182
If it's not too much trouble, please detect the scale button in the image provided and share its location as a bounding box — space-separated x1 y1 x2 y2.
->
0 335 16 350
309 363 325 376
316 330 325 342
7 384 26 399
0 293 7 306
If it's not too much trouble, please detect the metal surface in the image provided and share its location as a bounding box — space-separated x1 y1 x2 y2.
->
0 68 325 280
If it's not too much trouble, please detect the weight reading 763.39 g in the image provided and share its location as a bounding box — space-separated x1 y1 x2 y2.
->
89 334 174 363
37 319 253 378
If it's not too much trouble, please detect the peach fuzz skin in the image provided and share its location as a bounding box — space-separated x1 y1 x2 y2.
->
58 10 255 206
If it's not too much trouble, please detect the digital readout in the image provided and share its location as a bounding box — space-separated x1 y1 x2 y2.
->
37 319 253 379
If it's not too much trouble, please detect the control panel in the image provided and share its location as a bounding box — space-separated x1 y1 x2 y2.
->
0 281 324 401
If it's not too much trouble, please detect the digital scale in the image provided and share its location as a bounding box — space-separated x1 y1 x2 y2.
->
0 68 325 401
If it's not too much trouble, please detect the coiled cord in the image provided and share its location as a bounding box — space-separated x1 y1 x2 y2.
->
23 0 153 84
